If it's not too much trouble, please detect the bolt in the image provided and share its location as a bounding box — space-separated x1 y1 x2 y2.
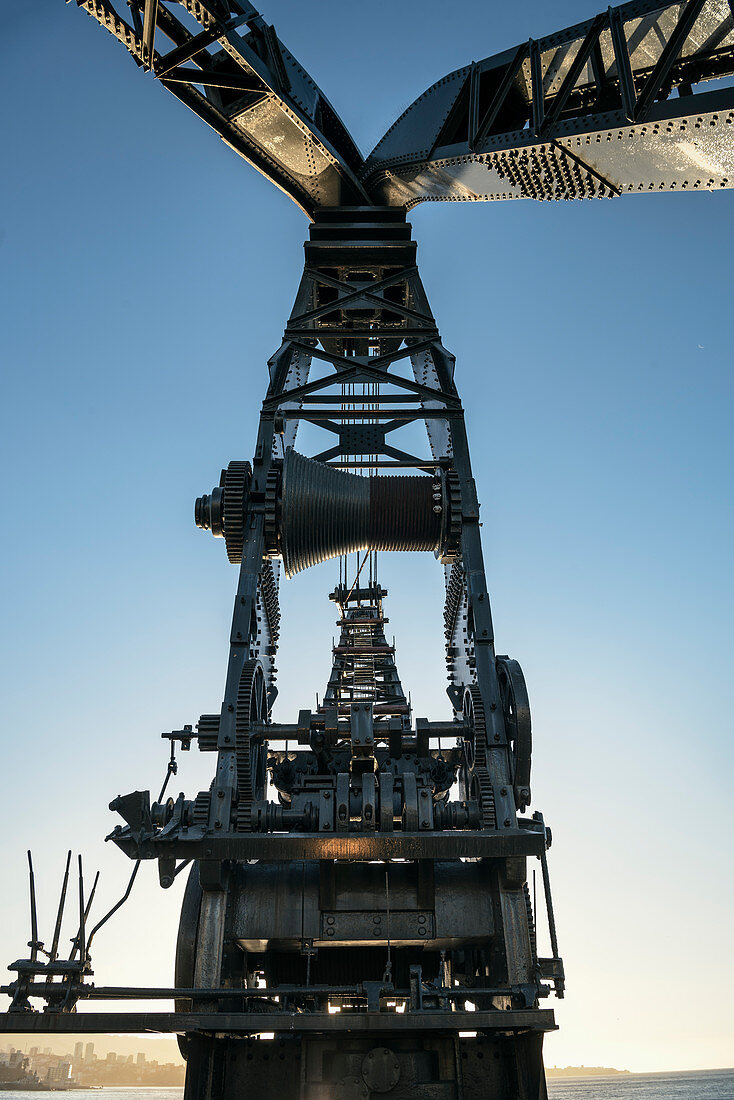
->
490 702 497 711
323 791 331 799
205 848 212 856
218 790 225 799
224 735 231 743
500 787 507 796
236 631 242 639
228 704 234 712
215 820 222 829
420 789 428 798
494 733 500 742
504 818 511 827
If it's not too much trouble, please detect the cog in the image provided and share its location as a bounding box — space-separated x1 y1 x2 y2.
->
221 461 251 564
462 685 496 829
235 659 269 831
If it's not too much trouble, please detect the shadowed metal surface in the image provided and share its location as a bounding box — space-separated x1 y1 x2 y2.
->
2 3 730 1098
70 0 734 211
73 0 369 215
363 0 734 205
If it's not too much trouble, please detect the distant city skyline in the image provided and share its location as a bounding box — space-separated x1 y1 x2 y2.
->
1 1036 183 1066
2 0 733 1076
1 1037 184 1087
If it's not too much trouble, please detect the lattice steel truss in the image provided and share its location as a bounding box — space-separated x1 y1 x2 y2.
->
2 3 732 1098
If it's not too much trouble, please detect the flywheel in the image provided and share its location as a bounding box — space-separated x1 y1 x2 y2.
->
496 655 532 811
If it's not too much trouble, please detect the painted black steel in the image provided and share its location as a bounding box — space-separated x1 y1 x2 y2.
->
3 1 730 1097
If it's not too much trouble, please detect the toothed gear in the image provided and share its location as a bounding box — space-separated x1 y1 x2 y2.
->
463 685 496 830
264 466 281 557
192 792 211 827
196 714 220 752
524 882 538 964
444 561 464 641
440 468 462 564
221 461 252 564
194 460 251 562
235 659 269 831
259 560 281 646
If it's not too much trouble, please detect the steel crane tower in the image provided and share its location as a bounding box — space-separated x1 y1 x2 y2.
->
2 2 733 1099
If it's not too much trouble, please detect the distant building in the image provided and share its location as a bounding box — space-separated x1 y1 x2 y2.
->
46 1062 71 1083
84 1042 94 1063
74 1042 83 1062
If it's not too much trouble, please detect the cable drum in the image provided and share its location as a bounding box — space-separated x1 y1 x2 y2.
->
275 449 451 578
369 475 441 553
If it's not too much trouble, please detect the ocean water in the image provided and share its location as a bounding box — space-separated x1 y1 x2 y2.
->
1 1074 732 1098
0 1092 183 1100
547 1070 734 1099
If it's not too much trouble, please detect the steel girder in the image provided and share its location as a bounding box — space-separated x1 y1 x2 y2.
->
73 0 368 215
364 0 734 205
71 0 734 210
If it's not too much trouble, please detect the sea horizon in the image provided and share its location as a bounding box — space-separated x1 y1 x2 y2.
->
1 1067 733 1098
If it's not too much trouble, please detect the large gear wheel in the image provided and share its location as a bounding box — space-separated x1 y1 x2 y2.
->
235 659 268 831
263 466 281 558
221 461 251 563
496 656 532 811
194 460 252 564
462 685 496 830
439 468 462 565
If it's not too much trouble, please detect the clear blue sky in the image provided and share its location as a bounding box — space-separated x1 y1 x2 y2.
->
2 0 733 1073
